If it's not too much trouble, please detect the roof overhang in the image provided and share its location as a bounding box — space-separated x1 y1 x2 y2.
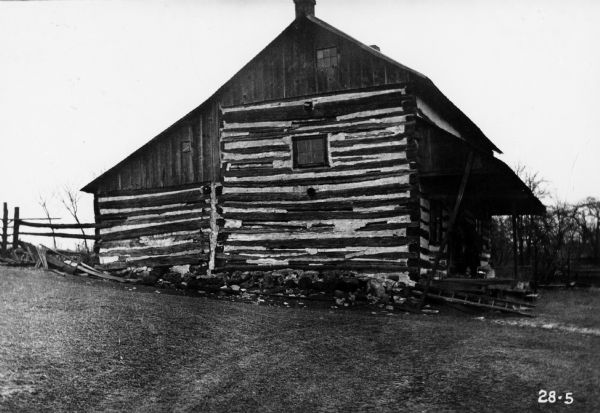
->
421 157 546 216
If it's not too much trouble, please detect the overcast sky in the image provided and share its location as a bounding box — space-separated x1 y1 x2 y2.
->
1 0 599 248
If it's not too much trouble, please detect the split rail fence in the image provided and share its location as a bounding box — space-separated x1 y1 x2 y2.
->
1 202 96 255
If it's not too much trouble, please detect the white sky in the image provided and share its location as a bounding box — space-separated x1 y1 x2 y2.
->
1 0 599 248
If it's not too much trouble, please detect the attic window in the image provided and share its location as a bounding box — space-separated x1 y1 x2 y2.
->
293 135 328 168
181 140 191 153
316 47 338 70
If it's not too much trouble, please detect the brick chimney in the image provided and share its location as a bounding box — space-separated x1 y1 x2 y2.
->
294 0 316 19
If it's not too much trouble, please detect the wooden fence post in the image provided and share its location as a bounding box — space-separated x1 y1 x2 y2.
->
1 202 7 254
12 206 20 250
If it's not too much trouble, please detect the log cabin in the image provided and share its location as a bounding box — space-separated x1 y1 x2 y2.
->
82 0 544 284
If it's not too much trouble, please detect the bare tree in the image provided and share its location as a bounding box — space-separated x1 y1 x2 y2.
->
60 187 90 253
38 195 57 249
576 197 600 263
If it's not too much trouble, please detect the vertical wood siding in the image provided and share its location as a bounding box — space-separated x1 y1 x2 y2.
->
95 185 212 268
218 86 420 281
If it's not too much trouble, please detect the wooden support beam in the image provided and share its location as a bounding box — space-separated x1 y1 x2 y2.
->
12 207 19 249
420 150 475 309
1 203 8 254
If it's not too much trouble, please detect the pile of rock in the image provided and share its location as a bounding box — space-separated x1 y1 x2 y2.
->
121 265 415 309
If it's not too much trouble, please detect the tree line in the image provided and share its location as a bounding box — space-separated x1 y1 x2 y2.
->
491 166 599 283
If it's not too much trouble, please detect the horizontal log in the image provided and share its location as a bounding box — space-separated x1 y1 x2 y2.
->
222 91 410 124
100 241 204 258
222 125 289 135
219 251 417 262
223 118 411 139
100 220 209 242
97 182 212 198
99 202 208 221
222 170 411 189
214 263 419 274
223 158 409 179
223 208 414 222
355 222 419 231
224 235 419 249
99 190 207 210
100 254 207 269
101 212 209 230
224 227 406 242
20 231 96 240
223 144 290 155
99 230 208 251
221 197 414 212
330 144 408 158
223 165 410 186
219 225 337 235
219 183 414 202
224 156 289 166
18 221 97 229
329 134 408 148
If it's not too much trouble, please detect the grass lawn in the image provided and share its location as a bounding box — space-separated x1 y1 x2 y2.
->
0 268 598 412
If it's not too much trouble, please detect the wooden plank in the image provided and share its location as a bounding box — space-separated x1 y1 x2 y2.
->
20 231 95 240
19 221 97 229
12 207 19 249
423 292 534 317
1 202 8 254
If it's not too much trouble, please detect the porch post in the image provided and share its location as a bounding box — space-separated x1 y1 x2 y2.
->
419 150 475 309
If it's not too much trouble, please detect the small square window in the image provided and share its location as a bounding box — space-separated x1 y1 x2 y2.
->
317 47 338 70
181 140 191 153
293 135 328 168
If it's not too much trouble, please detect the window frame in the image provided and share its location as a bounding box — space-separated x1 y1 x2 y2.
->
316 46 339 71
292 134 329 169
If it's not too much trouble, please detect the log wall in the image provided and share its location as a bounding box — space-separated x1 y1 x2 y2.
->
218 86 420 282
95 185 214 269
